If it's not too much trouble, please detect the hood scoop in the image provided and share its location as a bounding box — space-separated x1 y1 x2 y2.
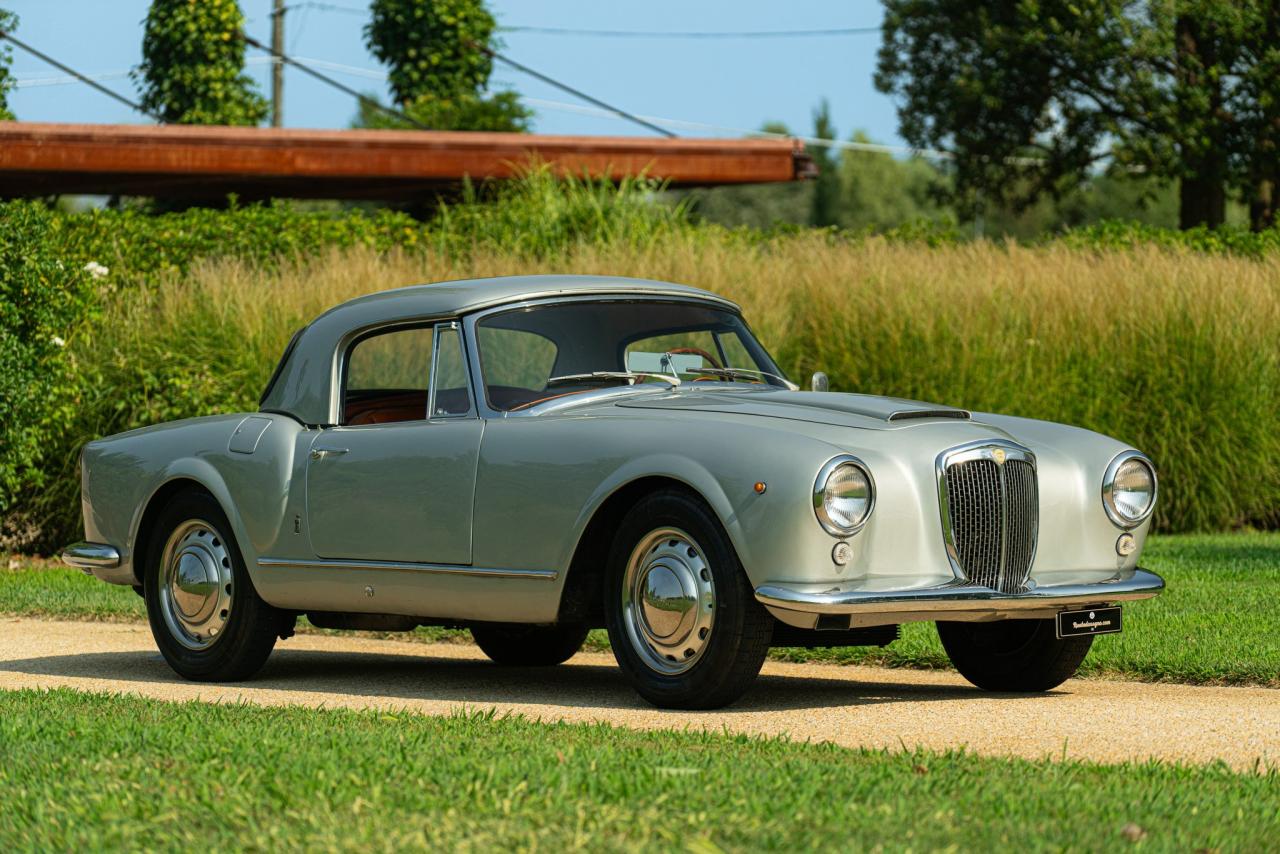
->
615 390 973 428
887 408 971 421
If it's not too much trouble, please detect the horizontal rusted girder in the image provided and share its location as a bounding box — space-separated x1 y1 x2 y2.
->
0 122 813 199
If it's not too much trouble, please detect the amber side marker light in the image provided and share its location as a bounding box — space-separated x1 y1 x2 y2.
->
753 482 767 494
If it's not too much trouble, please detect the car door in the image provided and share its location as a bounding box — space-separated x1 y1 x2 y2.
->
305 321 481 565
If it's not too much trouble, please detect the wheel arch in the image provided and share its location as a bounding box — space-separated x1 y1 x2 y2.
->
556 474 729 625
130 465 253 589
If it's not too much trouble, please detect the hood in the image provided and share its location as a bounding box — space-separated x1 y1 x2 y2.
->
613 389 972 431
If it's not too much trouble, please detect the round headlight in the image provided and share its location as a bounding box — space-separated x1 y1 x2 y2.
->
813 457 875 536
1102 452 1157 528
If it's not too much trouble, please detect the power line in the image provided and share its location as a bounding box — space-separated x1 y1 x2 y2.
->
14 58 273 88
14 69 132 88
285 1 365 15
287 3 881 38
518 96 950 159
472 42 676 138
498 25 882 39
0 29 162 121
239 32 432 129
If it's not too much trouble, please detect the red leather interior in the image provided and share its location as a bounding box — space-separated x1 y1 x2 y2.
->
344 390 427 425
343 388 474 424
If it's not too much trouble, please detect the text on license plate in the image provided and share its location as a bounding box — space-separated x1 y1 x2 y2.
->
1056 606 1123 639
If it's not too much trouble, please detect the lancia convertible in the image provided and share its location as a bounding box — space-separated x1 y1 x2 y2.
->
64 275 1163 708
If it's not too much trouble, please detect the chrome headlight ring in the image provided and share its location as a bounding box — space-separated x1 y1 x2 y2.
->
812 455 875 537
1102 450 1157 529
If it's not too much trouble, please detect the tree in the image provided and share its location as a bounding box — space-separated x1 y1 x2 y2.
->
836 133 948 231
0 8 16 121
363 0 529 132
809 101 841 227
134 0 267 126
875 1 1280 231
1233 4 1280 229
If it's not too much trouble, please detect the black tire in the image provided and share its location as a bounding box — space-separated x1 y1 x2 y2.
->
144 490 288 682
470 622 589 666
604 489 772 710
937 618 1093 692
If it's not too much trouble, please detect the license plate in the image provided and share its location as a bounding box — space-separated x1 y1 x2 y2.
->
1056 606 1123 638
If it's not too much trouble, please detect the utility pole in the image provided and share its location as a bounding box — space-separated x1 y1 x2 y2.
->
271 0 285 127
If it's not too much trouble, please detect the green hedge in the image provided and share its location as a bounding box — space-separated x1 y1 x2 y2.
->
0 173 691 548
0 203 96 518
1056 219 1280 257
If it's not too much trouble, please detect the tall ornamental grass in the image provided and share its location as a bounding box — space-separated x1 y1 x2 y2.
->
27 235 1279 547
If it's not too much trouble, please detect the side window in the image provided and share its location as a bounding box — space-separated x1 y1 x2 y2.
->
343 327 432 425
431 324 473 417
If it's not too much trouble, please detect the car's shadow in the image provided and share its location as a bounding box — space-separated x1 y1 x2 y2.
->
0 645 1053 713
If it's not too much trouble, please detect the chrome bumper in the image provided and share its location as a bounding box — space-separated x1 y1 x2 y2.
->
61 541 122 571
756 568 1164 628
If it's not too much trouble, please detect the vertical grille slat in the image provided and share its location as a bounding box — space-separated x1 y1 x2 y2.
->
942 450 1038 593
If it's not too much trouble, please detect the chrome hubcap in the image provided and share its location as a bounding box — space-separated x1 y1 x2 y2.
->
158 520 233 650
622 527 715 674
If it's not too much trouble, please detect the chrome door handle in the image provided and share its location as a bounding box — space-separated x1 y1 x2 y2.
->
310 447 349 460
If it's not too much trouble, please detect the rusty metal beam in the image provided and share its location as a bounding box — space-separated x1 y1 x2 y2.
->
0 122 812 200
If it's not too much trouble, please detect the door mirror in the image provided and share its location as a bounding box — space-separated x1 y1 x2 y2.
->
810 371 829 392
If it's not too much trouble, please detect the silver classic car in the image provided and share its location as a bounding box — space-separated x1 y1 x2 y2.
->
63 275 1163 708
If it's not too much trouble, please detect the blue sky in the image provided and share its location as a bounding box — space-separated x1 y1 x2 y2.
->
5 1 901 145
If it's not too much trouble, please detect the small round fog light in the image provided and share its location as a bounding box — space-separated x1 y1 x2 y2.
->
832 541 853 566
1116 533 1136 557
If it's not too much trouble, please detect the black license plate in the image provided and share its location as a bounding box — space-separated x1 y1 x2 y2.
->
1056 606 1123 638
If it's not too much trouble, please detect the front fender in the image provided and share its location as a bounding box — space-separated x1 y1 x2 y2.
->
569 453 747 570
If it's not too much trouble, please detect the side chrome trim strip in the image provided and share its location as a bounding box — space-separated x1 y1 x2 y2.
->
754 568 1164 615
61 541 122 570
256 556 557 580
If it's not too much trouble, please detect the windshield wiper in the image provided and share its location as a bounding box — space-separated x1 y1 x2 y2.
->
545 371 681 388
685 366 799 391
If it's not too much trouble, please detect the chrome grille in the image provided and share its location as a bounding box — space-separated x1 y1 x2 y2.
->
941 449 1038 593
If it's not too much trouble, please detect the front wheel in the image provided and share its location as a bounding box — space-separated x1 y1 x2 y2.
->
937 618 1093 692
605 490 772 710
470 622 589 666
144 490 289 682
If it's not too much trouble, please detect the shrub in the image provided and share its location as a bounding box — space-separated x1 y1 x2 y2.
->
363 0 528 132
134 0 267 126
0 203 97 533
0 7 17 121
1058 219 1280 257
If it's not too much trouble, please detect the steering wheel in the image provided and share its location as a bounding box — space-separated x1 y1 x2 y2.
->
666 346 723 370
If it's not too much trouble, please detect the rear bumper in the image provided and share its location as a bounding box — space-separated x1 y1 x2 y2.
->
61 541 121 570
756 568 1165 629
62 541 137 586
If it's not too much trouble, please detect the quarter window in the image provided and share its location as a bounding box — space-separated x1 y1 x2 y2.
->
342 323 472 424
431 325 473 417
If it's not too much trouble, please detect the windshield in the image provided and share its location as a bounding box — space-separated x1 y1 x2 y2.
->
476 300 788 412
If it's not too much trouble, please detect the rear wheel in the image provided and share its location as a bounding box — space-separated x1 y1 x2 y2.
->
144 491 288 682
605 490 772 710
470 622 589 666
937 618 1093 692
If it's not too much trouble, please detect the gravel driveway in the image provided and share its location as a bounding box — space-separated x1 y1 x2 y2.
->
2 618 1275 770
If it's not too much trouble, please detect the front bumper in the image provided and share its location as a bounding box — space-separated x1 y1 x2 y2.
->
756 568 1164 629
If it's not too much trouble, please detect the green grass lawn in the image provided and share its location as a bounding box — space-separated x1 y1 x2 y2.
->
5 532 1278 687
1 688 1275 851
